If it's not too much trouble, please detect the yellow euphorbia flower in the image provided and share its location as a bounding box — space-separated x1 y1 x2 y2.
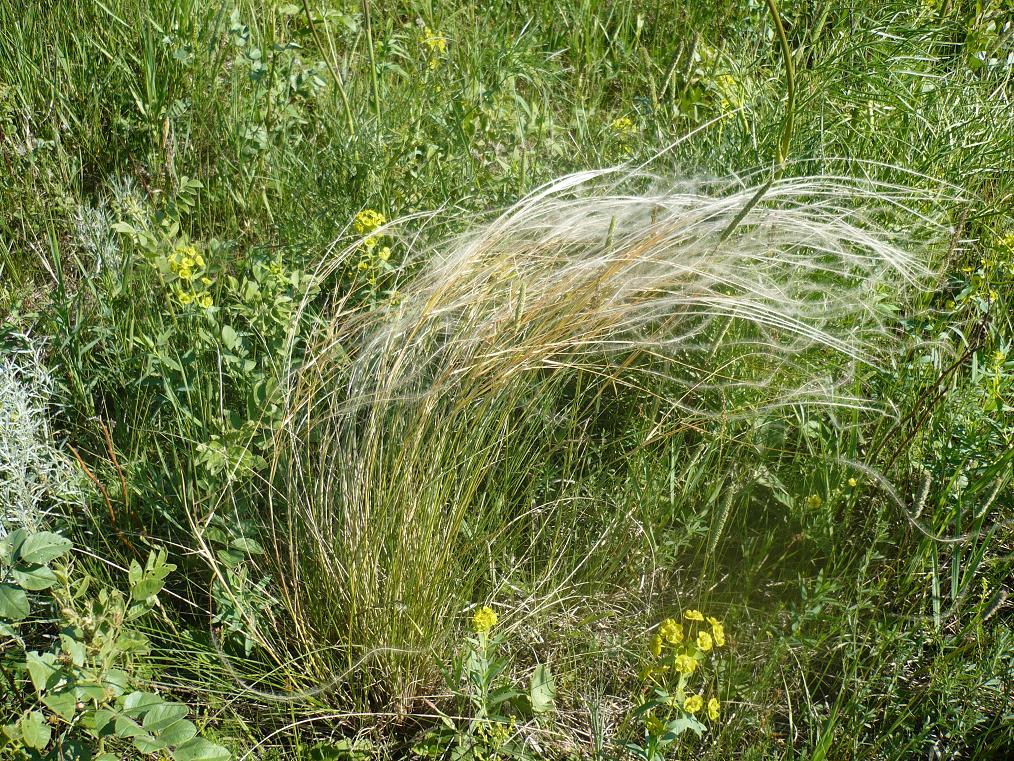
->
472 606 497 633
697 631 713 652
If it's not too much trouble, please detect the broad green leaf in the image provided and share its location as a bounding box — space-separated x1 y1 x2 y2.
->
19 711 51 750
43 688 78 721
132 732 163 753
154 718 198 747
11 564 58 591
221 325 240 351
60 633 87 667
664 715 706 738
172 737 232 761
113 713 146 739
0 528 28 563
56 737 94 761
142 703 189 732
0 583 29 620
529 664 556 715
2 721 22 742
90 709 116 735
18 531 72 565
26 652 60 693
229 537 263 554
122 691 164 716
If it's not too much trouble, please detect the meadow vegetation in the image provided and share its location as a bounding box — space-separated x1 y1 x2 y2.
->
1 0 1012 759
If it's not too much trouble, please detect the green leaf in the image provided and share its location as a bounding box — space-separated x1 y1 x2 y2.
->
131 732 163 753
17 532 71 565
90 709 116 736
122 691 164 716
19 710 51 750
11 564 59 591
0 528 28 563
129 550 176 602
172 737 232 761
43 688 79 721
142 703 189 732
56 737 94 761
157 718 198 747
529 664 556 715
0 583 29 620
664 715 706 738
229 537 263 554
113 713 146 739
221 325 240 351
26 652 60 693
60 633 87 667
3 721 22 742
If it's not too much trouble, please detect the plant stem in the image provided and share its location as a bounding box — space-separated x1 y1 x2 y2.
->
363 0 383 124
301 0 356 137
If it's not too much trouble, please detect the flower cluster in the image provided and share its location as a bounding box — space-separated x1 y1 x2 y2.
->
643 609 727 728
610 116 637 137
167 244 214 308
420 26 447 69
350 209 395 290
353 208 386 245
472 605 498 634
713 73 742 109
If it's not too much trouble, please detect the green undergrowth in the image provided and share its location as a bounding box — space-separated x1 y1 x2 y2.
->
1 0 1012 759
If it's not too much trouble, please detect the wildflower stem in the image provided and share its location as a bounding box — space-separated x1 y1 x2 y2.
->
720 0 794 241
764 0 795 167
301 0 356 137
363 0 383 124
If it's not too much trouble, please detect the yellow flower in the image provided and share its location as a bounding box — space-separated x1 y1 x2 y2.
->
684 609 704 622
706 615 720 626
199 293 213 309
421 26 447 55
659 618 684 645
177 290 194 306
378 246 392 262
697 631 713 652
714 73 741 108
472 605 497 633
357 259 371 271
847 477 858 488
805 494 823 509
711 623 725 647
178 266 194 281
684 694 704 714
354 208 386 247
707 697 720 721
673 654 697 674
610 116 637 136
650 634 663 657
201 277 213 286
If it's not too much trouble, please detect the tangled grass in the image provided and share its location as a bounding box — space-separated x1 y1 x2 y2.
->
194 169 947 711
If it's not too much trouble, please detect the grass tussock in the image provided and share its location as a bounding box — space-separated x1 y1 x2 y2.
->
227 169 946 709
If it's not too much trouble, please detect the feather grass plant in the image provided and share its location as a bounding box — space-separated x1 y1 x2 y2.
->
200 167 946 714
